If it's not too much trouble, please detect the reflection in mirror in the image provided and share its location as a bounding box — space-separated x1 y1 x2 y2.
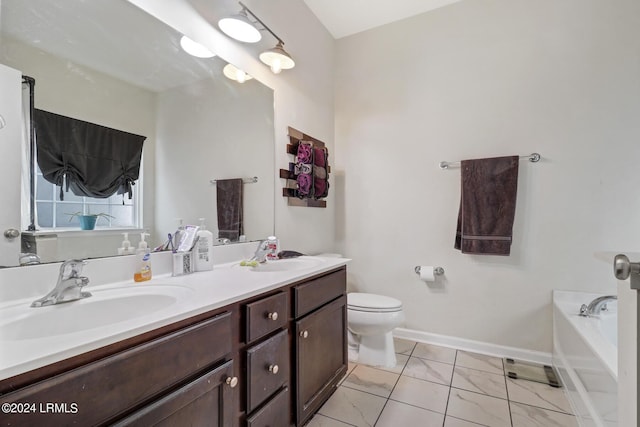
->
0 0 274 267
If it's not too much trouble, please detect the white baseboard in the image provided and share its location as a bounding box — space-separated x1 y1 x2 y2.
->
393 327 553 366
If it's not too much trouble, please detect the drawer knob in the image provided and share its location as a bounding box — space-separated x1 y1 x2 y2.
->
268 311 278 321
300 330 309 339
268 364 279 374
225 376 238 388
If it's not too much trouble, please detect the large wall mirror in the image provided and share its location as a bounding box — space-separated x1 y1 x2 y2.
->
0 0 275 267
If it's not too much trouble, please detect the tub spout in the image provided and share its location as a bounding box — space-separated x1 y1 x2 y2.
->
579 295 617 317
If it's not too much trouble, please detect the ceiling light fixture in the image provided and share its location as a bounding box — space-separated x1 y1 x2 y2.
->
218 2 295 73
218 8 262 43
223 63 253 83
259 41 295 74
179 35 215 58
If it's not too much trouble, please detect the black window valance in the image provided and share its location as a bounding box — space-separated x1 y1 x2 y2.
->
34 109 146 200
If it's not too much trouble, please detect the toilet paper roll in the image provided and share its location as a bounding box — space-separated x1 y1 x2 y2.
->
419 266 435 282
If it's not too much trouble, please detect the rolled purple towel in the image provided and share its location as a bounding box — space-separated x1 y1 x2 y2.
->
314 177 328 198
314 147 326 167
297 142 313 164
297 173 312 195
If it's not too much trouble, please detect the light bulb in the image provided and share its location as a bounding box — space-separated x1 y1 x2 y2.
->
270 58 282 74
236 69 247 83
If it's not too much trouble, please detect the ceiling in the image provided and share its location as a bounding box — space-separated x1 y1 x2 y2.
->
1 0 223 92
1 0 465 88
303 0 463 39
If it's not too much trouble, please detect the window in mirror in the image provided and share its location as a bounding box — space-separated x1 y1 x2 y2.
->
33 161 140 230
25 107 146 231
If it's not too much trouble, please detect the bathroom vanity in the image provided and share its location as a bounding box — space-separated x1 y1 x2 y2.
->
0 257 347 426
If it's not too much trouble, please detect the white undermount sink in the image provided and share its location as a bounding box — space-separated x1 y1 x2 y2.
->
248 257 324 272
0 285 192 341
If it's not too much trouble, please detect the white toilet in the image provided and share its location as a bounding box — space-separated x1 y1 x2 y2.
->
347 293 405 368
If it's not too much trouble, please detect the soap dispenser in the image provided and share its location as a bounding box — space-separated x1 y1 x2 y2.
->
117 233 135 255
195 218 214 271
134 232 152 282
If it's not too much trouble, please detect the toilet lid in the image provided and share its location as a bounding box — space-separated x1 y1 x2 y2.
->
347 293 402 312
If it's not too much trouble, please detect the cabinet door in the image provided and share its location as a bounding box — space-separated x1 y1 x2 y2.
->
295 295 347 425
113 360 236 427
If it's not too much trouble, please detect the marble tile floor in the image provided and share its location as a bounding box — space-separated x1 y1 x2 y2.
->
308 338 578 427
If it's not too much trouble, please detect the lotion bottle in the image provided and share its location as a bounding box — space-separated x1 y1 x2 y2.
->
195 218 214 271
134 232 152 282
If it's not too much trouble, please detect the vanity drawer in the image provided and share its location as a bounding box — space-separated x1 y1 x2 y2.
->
246 386 290 427
0 312 232 426
113 360 235 427
246 329 289 413
293 268 346 318
245 291 288 343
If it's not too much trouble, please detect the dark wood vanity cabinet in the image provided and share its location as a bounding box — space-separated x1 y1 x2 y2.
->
293 269 348 426
0 266 347 427
0 311 237 426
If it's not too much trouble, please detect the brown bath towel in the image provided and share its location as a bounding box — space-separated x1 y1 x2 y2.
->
216 178 244 241
454 156 519 255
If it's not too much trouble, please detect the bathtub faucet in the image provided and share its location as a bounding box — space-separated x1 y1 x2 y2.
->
579 295 617 317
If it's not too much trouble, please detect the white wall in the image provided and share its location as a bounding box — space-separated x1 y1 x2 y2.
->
334 0 640 352
127 0 336 255
155 76 274 241
244 0 337 255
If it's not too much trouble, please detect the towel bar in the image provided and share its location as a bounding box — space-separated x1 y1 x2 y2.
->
439 153 540 170
414 266 445 276
210 176 258 185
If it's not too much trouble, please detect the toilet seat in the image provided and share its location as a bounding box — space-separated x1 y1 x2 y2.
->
347 293 402 313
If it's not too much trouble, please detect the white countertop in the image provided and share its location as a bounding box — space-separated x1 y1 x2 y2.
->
0 256 349 381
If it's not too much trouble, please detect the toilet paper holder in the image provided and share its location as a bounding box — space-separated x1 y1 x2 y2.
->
414 266 445 276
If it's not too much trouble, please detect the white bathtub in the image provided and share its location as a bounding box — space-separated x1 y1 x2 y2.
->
553 291 618 427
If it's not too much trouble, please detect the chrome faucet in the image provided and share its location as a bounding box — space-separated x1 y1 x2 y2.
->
251 239 271 263
31 259 91 307
579 295 617 317
252 236 279 263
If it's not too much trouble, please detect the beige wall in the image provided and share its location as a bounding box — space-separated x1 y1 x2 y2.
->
334 0 640 352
